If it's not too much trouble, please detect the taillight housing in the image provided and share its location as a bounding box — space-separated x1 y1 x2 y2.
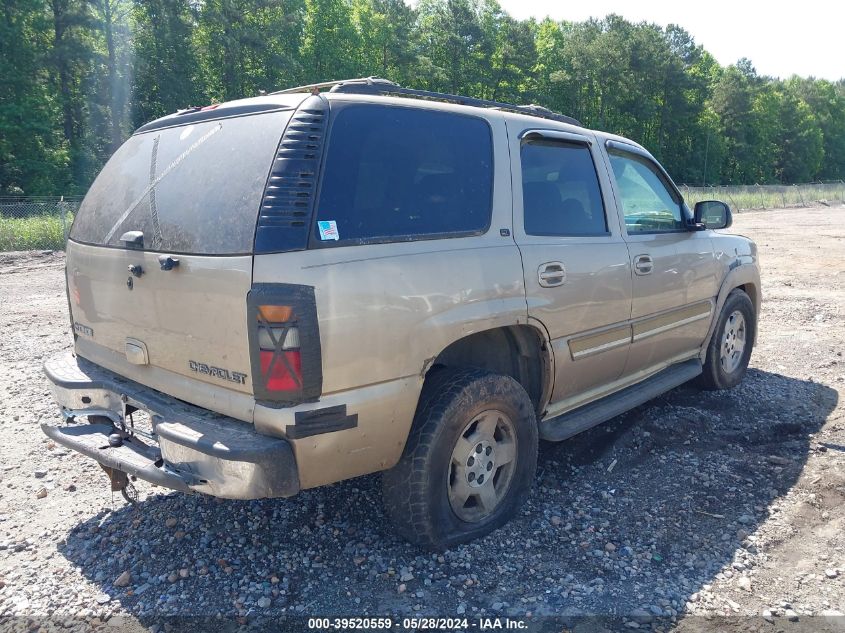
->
247 284 323 404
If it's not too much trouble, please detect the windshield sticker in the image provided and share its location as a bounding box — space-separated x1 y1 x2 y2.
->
317 220 340 241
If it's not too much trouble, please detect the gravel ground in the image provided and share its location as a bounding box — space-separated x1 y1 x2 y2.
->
1 206 844 632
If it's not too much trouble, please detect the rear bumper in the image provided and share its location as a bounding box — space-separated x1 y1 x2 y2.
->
42 351 300 499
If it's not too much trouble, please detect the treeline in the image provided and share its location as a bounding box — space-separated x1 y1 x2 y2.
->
2 0 845 196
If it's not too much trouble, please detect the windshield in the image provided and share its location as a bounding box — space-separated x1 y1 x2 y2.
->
70 110 292 255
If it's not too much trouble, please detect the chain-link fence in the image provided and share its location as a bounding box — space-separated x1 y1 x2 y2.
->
681 182 845 213
1 184 844 252
0 196 81 251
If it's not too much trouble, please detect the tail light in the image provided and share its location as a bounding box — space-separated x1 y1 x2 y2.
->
248 285 323 404
257 308 302 392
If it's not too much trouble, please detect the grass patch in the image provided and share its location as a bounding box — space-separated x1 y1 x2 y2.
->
0 215 69 251
683 183 845 211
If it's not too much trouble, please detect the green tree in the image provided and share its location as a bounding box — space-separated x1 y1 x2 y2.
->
3 0 845 196
352 0 415 82
792 78 845 180
0 0 68 194
530 18 568 114
710 60 776 183
301 0 360 82
91 0 131 150
653 25 713 183
485 10 535 102
194 0 298 100
773 84 823 183
414 0 485 94
50 0 99 191
132 0 202 126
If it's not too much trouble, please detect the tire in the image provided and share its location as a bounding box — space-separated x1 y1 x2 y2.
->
698 289 756 390
382 367 538 550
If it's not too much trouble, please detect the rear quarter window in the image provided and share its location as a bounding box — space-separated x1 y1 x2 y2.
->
313 105 493 246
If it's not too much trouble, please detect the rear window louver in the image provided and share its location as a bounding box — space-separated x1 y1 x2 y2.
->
254 95 328 253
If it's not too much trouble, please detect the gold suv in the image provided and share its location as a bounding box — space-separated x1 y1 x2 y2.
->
43 78 760 549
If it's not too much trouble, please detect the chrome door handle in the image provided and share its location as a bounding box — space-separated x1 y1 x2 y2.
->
538 261 566 287
633 254 653 275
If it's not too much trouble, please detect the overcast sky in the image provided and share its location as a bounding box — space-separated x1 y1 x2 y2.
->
470 0 843 81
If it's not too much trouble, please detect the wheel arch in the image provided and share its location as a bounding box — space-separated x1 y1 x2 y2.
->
424 324 553 417
700 264 761 362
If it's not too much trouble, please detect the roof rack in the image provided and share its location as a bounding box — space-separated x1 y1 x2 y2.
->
270 78 373 95
271 77 582 127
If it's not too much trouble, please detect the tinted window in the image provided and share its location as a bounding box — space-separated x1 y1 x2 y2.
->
70 111 292 254
608 150 685 233
521 141 607 236
314 105 493 244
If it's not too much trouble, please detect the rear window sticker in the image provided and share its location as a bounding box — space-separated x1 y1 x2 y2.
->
318 220 340 241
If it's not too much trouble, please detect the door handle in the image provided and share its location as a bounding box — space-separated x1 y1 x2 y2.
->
633 254 653 275
538 261 566 287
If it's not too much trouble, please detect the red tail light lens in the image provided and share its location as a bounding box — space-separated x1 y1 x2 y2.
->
255 304 303 394
259 350 302 391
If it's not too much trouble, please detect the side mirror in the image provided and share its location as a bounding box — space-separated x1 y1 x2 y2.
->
694 200 732 230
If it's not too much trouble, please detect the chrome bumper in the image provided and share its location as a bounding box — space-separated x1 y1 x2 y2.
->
42 351 300 499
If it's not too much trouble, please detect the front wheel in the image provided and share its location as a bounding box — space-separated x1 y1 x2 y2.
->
699 289 756 390
382 368 538 550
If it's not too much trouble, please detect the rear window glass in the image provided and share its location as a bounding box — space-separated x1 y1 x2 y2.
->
521 141 607 236
70 110 292 255
314 105 493 245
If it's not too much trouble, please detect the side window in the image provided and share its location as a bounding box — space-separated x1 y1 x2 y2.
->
314 105 493 245
521 141 608 236
608 150 685 233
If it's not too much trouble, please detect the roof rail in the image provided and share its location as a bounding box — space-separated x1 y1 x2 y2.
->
269 77 376 95
271 77 582 127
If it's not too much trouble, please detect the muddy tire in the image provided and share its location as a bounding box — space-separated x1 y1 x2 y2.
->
699 289 756 390
382 367 538 550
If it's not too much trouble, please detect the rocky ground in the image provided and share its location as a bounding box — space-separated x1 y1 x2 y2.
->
0 206 844 632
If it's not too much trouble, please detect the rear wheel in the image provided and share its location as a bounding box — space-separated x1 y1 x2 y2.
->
699 289 755 390
382 368 538 550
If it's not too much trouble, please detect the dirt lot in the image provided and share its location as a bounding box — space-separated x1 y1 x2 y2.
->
1 206 844 632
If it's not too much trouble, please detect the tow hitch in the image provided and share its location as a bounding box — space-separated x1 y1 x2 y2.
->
62 406 143 504
100 464 138 504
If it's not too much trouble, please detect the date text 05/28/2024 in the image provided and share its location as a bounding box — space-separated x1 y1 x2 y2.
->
306 617 529 630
